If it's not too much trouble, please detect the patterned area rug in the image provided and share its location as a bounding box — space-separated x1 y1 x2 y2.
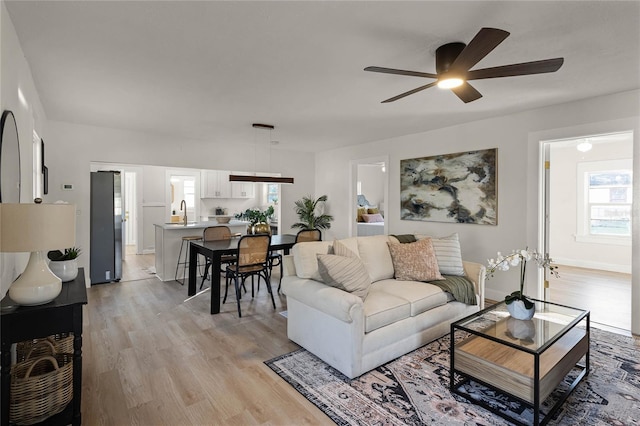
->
265 327 639 425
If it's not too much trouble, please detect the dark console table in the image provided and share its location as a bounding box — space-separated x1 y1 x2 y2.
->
1 268 87 425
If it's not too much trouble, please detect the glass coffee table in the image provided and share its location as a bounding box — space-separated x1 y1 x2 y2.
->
450 299 589 426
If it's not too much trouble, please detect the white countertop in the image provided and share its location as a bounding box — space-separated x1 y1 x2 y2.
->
154 220 249 230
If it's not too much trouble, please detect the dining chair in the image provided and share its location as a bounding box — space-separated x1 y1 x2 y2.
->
199 226 236 290
224 234 275 317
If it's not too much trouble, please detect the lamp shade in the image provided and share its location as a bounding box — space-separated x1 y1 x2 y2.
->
1 202 76 306
1 203 76 253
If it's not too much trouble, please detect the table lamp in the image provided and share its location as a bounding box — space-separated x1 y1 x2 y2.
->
0 200 76 305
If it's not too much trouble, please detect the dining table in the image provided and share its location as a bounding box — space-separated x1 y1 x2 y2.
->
188 233 297 314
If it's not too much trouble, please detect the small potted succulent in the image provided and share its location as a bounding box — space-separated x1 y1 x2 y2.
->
47 247 82 282
235 206 274 234
486 248 558 320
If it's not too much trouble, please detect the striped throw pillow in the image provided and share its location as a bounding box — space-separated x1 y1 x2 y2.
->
424 233 465 276
317 254 371 300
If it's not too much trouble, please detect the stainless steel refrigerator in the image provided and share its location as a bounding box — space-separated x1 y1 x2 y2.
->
90 171 122 284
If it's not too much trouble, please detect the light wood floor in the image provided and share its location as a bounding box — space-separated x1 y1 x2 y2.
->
547 265 631 331
121 246 156 282
82 270 332 425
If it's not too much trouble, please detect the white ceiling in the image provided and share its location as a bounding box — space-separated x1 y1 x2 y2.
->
6 1 640 153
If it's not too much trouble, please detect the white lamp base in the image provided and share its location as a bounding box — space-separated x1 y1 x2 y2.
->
8 251 62 306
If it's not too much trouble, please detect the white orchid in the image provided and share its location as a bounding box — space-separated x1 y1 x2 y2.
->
486 248 559 308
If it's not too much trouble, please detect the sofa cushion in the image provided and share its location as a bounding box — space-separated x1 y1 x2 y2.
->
373 279 450 316
387 238 444 282
292 241 333 281
356 235 395 282
416 233 465 276
317 254 371 300
362 290 411 333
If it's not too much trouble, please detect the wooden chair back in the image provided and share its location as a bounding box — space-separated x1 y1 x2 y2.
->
236 234 270 268
203 226 232 242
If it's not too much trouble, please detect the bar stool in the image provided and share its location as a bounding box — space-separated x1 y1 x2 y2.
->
175 235 202 285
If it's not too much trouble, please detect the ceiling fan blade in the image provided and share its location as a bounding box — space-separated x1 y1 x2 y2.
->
450 28 510 72
466 58 564 80
451 82 482 103
381 82 438 103
364 66 437 79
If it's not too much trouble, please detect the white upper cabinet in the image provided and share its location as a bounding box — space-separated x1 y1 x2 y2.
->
230 171 255 198
200 170 231 198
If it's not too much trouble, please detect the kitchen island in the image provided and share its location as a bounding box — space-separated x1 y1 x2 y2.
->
154 220 248 282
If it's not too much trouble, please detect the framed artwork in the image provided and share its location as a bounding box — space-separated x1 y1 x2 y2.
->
400 148 497 225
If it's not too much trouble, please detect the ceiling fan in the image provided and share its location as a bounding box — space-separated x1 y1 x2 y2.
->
365 28 564 104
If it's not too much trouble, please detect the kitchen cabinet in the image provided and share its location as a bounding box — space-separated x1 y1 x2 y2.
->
200 170 231 198
230 172 255 198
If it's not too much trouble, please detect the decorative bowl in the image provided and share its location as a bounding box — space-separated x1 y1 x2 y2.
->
216 216 231 224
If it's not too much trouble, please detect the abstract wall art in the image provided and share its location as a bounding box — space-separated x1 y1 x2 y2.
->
400 148 497 225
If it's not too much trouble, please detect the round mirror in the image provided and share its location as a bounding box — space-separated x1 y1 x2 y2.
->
0 110 21 203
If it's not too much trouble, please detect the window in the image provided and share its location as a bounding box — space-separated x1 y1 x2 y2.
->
267 184 279 204
577 159 632 243
587 170 632 236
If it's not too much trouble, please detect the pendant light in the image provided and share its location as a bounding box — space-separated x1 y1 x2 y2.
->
229 123 294 184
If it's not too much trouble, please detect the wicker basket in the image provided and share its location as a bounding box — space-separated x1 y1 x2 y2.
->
10 354 73 425
16 334 74 362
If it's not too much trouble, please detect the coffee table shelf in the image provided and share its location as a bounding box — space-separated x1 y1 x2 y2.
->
450 299 589 426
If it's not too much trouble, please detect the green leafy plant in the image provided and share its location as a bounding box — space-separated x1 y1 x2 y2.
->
292 195 334 230
486 248 558 308
47 247 82 261
235 206 274 225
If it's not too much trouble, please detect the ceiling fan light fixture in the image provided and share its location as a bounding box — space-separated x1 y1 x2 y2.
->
437 77 464 89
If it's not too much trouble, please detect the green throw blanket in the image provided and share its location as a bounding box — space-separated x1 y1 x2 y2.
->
430 275 477 306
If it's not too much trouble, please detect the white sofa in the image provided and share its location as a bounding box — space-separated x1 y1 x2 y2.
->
281 234 485 379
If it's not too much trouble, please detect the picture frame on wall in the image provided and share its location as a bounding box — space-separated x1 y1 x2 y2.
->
400 148 498 225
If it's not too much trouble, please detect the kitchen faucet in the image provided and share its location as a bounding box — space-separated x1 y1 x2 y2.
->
180 199 187 225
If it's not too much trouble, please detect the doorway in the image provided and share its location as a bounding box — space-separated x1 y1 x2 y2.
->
542 132 633 330
350 157 389 237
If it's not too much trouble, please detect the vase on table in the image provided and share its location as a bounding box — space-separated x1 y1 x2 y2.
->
506 299 535 320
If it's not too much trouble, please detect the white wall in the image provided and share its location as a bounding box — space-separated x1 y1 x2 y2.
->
550 140 632 272
316 90 640 330
1 1 48 295
43 120 315 280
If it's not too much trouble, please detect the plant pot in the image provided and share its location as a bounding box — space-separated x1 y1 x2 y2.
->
506 299 535 320
48 259 78 282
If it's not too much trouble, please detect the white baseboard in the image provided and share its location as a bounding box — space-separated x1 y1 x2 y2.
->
142 249 155 255
553 257 631 274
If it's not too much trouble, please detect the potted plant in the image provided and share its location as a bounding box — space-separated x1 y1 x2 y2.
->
292 195 334 230
235 206 274 234
486 248 558 320
47 247 82 282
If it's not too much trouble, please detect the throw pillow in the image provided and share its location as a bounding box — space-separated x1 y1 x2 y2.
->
387 238 444 282
361 213 384 223
317 254 371 300
333 239 358 258
356 207 367 222
367 207 379 215
416 233 465 276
